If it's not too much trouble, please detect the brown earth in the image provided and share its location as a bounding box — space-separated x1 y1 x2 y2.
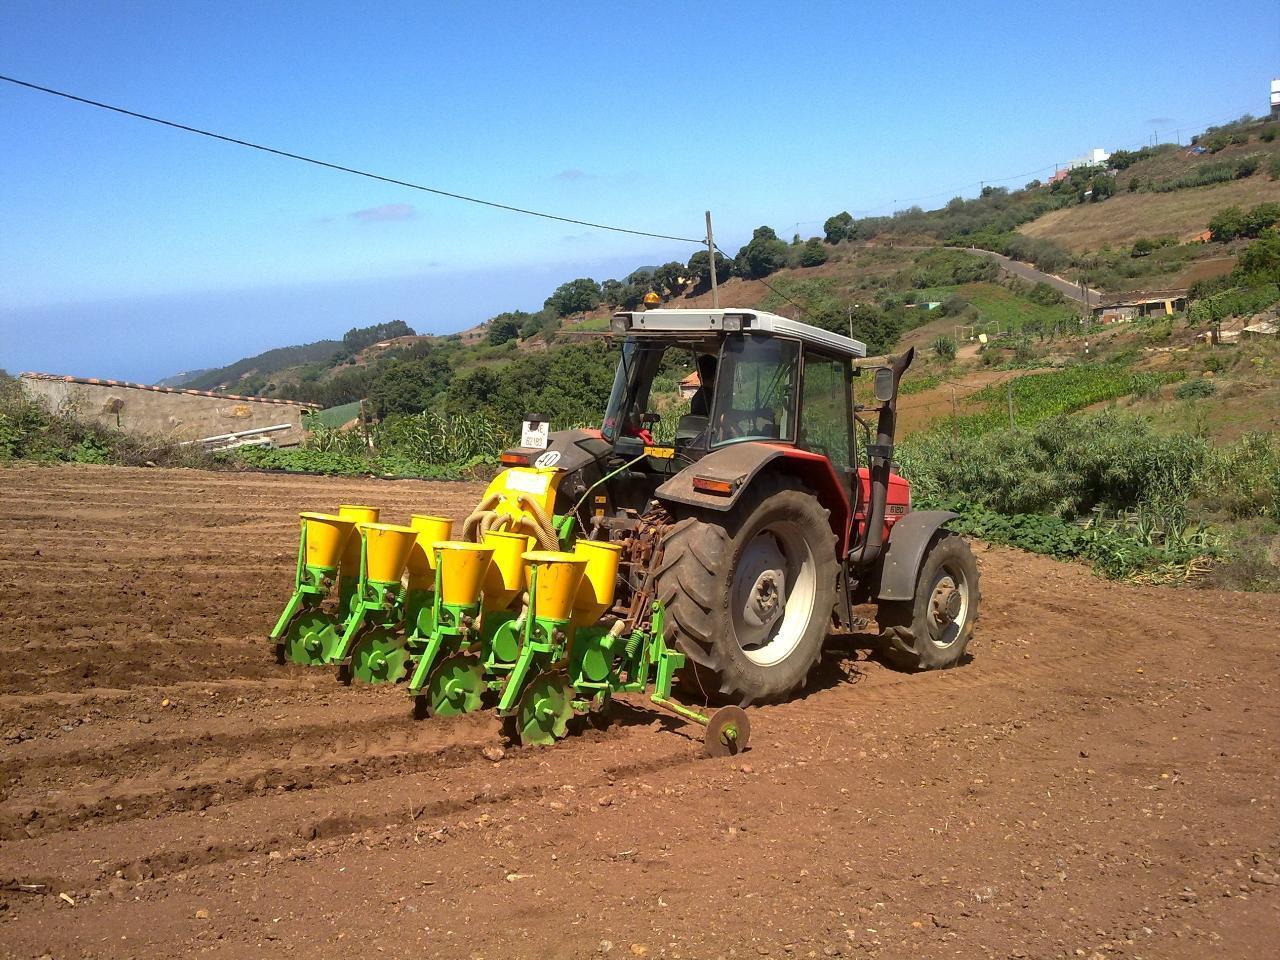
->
1 465 1277 960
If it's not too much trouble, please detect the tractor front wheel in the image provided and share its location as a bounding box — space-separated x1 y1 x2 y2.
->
877 532 979 670
656 475 837 705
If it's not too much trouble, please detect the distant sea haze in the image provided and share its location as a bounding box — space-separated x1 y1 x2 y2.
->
0 254 658 383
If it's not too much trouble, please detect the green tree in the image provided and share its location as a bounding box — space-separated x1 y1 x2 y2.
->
444 366 503 413
368 351 453 418
342 320 415 354
735 226 790 279
823 211 855 244
486 311 527 345
1027 281 1066 305
1234 229 1280 284
1244 202 1280 237
1087 174 1115 201
653 262 685 298
686 249 734 288
798 237 828 267
545 278 602 317
1211 205 1255 242
600 279 626 307
618 285 648 310
519 311 549 339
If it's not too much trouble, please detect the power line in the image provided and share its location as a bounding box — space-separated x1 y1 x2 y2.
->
0 73 705 245
708 241 807 318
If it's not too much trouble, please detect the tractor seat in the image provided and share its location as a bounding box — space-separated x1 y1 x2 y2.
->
675 414 709 449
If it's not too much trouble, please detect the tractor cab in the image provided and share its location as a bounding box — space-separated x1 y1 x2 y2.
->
602 309 864 466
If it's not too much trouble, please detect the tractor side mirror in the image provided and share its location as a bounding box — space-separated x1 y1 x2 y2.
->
873 367 895 403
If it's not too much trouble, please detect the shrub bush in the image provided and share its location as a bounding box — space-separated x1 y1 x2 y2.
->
899 411 1206 518
1175 378 1216 400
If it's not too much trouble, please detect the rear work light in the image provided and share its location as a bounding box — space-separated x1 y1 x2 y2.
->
692 476 735 496
501 452 531 466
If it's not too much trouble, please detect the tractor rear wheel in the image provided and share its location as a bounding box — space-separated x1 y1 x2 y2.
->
655 475 838 705
877 532 979 670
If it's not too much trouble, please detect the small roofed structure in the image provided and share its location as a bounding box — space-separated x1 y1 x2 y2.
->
1092 290 1189 323
679 371 702 400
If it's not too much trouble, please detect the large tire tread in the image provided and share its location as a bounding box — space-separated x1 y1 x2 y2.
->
877 532 980 671
656 473 839 705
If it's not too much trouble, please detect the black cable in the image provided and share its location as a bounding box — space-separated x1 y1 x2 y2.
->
0 73 704 245
757 276 806 319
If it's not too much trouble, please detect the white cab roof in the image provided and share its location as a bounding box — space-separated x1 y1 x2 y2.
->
616 308 867 359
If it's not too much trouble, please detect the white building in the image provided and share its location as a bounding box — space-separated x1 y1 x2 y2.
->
1065 148 1111 170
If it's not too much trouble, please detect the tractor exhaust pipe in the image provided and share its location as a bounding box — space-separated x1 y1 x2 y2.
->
857 346 914 568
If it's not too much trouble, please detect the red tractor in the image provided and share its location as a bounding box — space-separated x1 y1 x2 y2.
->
501 307 980 706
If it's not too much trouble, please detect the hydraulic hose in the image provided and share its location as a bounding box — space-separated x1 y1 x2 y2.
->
516 493 554 535
513 513 558 551
566 452 650 534
462 493 502 542
480 512 512 536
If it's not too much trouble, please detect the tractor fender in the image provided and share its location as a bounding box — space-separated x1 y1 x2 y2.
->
875 510 960 601
656 442 852 551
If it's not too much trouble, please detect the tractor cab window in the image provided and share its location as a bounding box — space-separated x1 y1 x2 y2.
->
602 339 717 449
602 339 664 443
711 335 799 446
799 351 853 467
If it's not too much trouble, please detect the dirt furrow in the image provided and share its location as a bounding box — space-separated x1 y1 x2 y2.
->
0 464 1275 960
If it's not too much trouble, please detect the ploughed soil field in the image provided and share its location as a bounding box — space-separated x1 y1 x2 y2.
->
1 465 1277 960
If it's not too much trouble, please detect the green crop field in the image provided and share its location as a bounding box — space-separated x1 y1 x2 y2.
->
311 400 362 428
910 282 1078 334
910 364 1187 438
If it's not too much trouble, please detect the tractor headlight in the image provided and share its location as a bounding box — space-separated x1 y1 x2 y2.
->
610 313 631 335
722 313 742 332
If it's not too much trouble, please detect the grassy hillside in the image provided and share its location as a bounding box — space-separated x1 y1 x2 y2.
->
184 338 342 392
1019 175 1280 252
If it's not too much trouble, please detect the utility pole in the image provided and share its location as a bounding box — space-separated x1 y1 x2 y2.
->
705 210 720 309
950 386 959 454
1007 381 1016 430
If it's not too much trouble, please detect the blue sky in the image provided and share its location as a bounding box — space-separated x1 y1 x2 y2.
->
1 0 1276 381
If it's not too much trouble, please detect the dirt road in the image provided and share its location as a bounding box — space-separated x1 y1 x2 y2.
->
1 465 1276 959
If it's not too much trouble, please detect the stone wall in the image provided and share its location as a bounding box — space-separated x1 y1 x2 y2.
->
19 373 315 446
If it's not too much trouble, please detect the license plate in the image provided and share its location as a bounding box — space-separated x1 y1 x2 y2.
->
521 420 549 449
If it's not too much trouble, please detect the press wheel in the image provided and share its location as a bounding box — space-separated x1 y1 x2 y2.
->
515 671 575 747
281 610 339 667
425 653 485 716
349 627 410 684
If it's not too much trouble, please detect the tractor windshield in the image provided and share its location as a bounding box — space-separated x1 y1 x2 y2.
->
711 334 799 445
601 339 667 443
602 337 717 446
